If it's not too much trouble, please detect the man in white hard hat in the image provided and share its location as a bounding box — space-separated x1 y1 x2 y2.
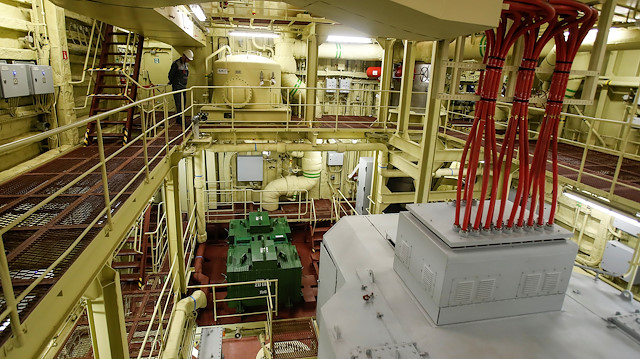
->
168 49 194 125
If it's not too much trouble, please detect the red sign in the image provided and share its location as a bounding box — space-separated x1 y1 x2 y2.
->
62 50 68 60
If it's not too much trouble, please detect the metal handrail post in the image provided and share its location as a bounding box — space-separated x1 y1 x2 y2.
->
576 117 596 183
95 119 113 227
141 104 150 182
164 96 170 159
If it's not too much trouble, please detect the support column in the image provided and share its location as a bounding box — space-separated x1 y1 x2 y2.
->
305 25 318 124
84 266 130 359
581 0 616 102
377 39 395 126
44 0 78 146
164 154 186 294
194 150 208 243
415 40 449 203
396 40 416 137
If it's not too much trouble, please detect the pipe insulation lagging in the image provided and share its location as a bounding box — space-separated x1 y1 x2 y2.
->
161 290 207 359
262 152 322 211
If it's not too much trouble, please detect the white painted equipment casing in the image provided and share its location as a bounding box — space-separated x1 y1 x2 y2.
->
213 54 282 109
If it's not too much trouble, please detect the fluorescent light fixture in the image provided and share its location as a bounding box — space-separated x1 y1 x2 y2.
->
189 4 207 22
563 191 640 228
230 31 279 38
326 35 372 44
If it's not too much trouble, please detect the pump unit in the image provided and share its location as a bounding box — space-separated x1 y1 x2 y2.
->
226 212 302 311
202 54 290 123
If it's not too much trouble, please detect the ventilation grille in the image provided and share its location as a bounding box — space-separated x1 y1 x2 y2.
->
519 273 543 297
541 272 561 293
421 264 436 296
475 279 496 301
397 240 411 266
451 281 474 305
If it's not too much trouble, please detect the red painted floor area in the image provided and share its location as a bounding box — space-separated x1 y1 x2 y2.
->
221 336 263 359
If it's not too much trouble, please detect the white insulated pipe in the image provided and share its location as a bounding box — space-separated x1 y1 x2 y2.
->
194 152 208 244
274 35 307 103
161 290 207 359
537 49 590 98
262 152 322 211
205 45 232 74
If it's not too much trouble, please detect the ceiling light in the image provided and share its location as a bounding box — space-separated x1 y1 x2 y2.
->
189 4 207 22
230 31 279 38
326 35 372 44
563 191 640 229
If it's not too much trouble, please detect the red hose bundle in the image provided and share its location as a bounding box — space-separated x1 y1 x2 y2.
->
454 0 554 232
522 1 597 228
454 0 597 233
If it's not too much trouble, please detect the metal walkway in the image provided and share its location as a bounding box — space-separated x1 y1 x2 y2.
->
0 125 184 347
440 127 640 205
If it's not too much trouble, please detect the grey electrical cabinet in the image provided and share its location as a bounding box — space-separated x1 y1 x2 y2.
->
0 64 30 98
27 65 54 95
236 155 263 182
394 201 577 325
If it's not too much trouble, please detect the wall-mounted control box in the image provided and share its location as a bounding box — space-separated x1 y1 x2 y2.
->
27 65 54 95
0 64 30 98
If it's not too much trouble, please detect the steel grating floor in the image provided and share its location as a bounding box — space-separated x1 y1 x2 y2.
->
440 127 640 203
271 318 319 359
0 126 184 346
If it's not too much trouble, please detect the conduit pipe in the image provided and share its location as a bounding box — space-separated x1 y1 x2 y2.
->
205 45 232 74
252 37 274 57
537 48 590 98
161 290 207 359
262 151 322 211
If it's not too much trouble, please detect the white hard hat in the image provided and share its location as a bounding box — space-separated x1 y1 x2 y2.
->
183 49 194 61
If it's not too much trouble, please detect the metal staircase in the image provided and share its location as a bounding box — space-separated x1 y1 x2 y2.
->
84 24 144 145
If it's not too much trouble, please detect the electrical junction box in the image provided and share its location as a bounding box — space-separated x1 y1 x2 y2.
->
326 78 337 93
0 64 30 98
236 155 263 182
393 201 577 325
327 151 344 166
339 78 352 94
27 65 54 95
601 240 640 284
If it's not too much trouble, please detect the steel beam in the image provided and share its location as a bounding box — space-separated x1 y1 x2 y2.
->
416 40 449 203
163 152 187 295
582 0 616 102
305 26 318 124
377 39 396 125
84 266 130 359
396 40 416 137
389 152 419 179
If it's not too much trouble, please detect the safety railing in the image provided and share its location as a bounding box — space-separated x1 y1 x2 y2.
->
203 183 311 223
442 103 640 207
147 202 169 273
134 205 197 359
0 86 192 346
186 85 400 133
188 279 278 320
328 181 358 221
134 252 180 359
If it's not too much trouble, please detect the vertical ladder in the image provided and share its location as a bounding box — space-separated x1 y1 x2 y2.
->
84 24 144 145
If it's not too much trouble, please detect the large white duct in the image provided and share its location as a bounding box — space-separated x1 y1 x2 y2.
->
537 49 590 98
161 290 207 359
274 34 307 104
290 42 384 61
262 152 322 211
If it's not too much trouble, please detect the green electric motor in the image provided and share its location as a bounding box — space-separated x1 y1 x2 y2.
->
226 212 302 311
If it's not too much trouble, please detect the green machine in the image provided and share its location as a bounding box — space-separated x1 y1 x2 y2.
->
226 212 302 311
